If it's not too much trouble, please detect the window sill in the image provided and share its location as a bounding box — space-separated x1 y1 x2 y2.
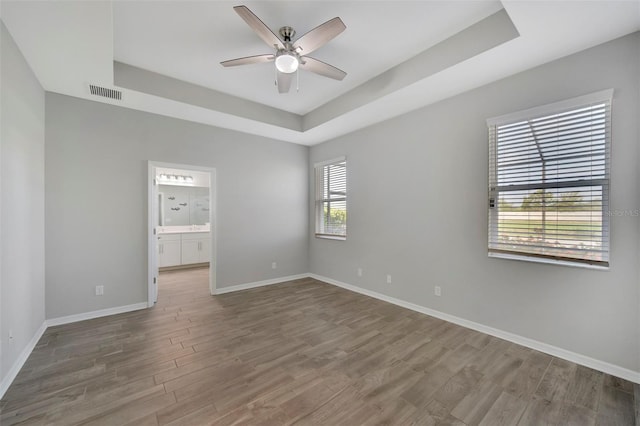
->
315 234 346 241
488 252 609 271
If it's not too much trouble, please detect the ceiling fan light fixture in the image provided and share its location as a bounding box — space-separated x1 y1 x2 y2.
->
275 52 299 74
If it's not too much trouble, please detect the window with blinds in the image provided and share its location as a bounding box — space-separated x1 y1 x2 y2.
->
487 90 612 267
315 158 347 239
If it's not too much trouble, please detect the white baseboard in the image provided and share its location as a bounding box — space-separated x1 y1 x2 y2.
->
0 277 307 399
1 302 149 399
46 302 148 327
2 274 637 403
309 273 640 384
214 274 311 295
0 321 47 399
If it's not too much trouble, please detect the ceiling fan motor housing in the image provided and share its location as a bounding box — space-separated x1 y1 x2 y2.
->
276 26 300 73
279 26 295 42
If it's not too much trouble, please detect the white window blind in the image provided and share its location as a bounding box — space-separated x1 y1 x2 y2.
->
315 158 347 238
488 91 612 267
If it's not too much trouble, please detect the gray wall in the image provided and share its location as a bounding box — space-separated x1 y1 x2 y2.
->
0 22 46 382
309 33 640 372
45 94 309 318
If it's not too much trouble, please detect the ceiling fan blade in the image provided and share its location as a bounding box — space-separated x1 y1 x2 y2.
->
293 17 345 55
300 57 346 81
220 54 274 67
276 71 293 94
233 5 284 50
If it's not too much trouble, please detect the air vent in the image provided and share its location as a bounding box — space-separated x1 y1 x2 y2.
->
89 84 122 100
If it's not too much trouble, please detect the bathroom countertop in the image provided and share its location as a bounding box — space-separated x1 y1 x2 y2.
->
157 226 210 234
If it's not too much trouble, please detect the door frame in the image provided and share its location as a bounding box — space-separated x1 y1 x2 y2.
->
147 161 217 306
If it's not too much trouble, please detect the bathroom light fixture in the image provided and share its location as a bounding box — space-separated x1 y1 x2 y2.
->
157 174 195 186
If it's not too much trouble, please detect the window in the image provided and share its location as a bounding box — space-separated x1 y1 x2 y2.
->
487 90 612 267
315 158 347 239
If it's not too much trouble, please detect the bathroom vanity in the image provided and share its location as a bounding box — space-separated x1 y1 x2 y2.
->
157 226 210 268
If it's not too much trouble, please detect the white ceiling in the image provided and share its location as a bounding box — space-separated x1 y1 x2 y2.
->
1 1 639 146
113 1 503 115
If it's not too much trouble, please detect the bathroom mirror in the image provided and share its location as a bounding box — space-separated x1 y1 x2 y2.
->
158 185 210 226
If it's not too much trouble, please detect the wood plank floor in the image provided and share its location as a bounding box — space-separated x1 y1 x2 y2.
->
1 268 636 425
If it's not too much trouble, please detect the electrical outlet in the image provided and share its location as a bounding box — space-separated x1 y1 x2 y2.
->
386 274 392 284
271 262 277 270
357 268 363 277
435 286 442 297
95 285 104 296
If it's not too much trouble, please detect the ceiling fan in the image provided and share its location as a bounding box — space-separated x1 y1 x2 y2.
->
220 5 347 93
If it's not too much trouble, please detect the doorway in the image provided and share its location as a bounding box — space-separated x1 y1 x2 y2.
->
148 161 216 306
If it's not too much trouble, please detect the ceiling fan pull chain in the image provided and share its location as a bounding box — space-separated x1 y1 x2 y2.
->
296 69 299 92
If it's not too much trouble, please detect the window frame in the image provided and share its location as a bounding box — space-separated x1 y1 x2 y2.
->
486 90 613 269
314 157 347 240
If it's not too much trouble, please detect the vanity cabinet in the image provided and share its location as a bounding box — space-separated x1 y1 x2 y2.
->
158 234 181 267
181 232 210 264
158 231 210 268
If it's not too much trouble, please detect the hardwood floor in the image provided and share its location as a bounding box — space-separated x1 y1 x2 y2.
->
1 268 636 425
